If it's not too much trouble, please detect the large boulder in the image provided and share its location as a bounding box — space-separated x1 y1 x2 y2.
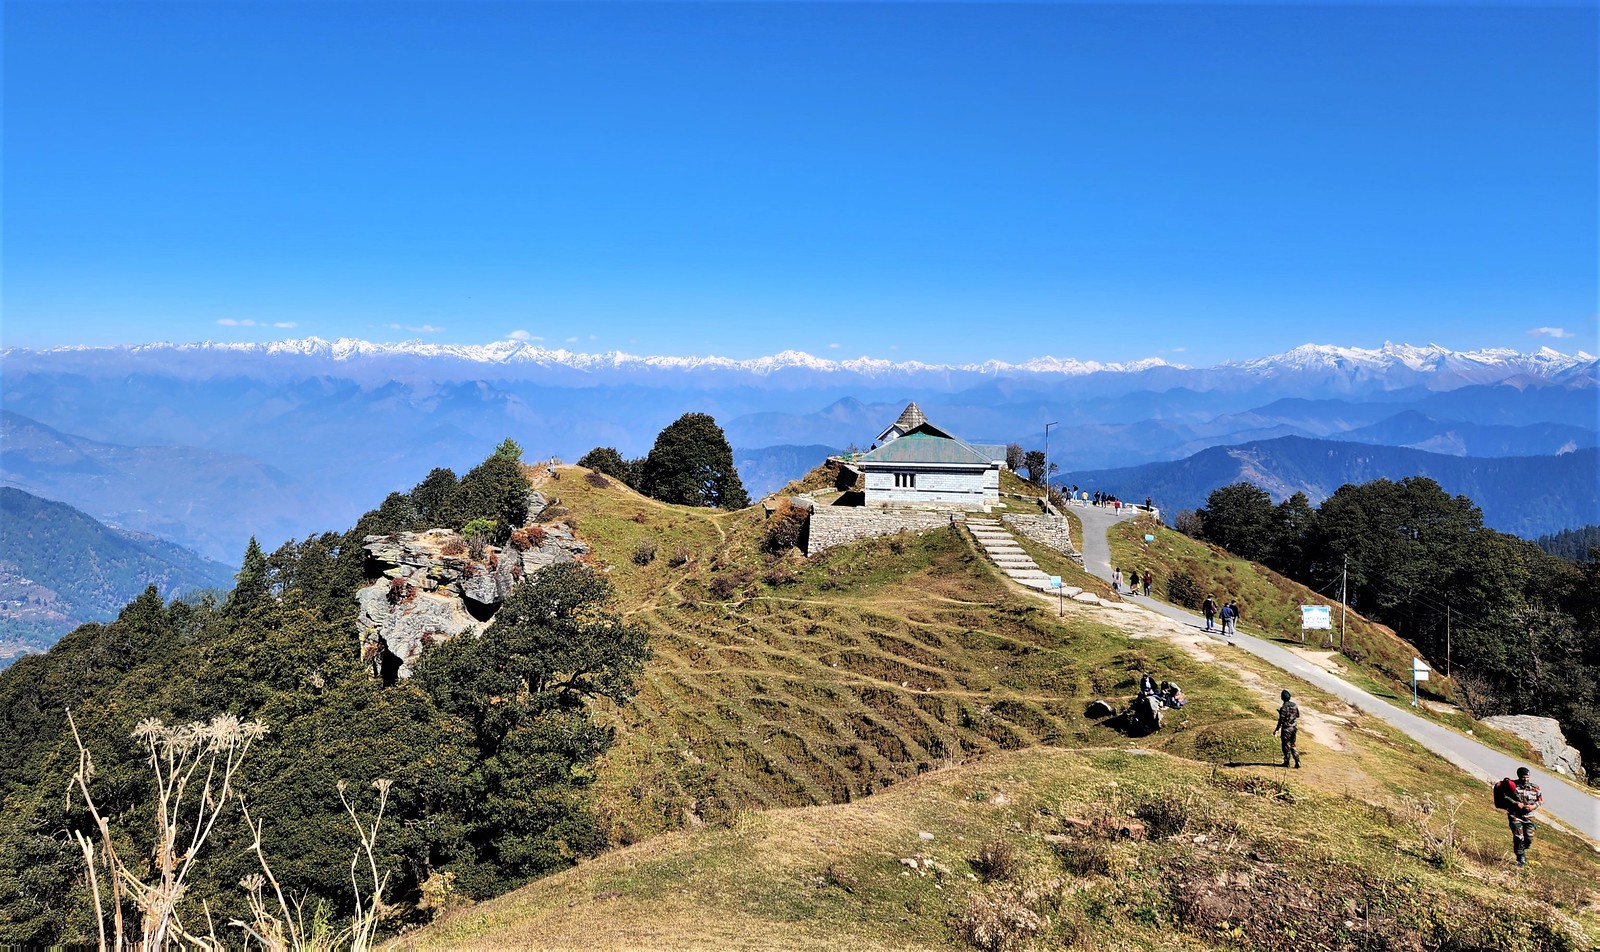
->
1482 715 1587 781
357 523 592 679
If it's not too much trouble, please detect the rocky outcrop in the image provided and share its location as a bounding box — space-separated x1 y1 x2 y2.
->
1482 715 1587 781
357 522 590 680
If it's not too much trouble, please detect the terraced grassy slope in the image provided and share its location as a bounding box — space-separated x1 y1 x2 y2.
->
538 469 1273 845
396 466 1597 949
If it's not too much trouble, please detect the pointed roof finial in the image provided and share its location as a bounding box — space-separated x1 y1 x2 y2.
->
893 402 927 431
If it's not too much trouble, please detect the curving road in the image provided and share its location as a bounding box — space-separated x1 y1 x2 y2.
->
1071 501 1599 843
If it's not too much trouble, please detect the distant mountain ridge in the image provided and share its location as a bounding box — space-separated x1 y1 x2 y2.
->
0 410 343 564
0 487 236 666
1061 437 1600 539
5 337 1594 386
3 339 1593 561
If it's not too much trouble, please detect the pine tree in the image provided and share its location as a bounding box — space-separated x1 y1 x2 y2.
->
226 537 270 616
639 413 749 510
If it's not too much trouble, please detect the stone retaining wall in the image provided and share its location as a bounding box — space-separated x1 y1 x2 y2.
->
805 507 961 555
1003 513 1081 562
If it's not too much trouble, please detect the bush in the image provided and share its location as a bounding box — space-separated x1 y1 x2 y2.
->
440 538 467 557
763 499 808 553
957 885 1045 952
1166 570 1202 610
762 563 798 586
668 546 692 568
1132 791 1192 838
972 838 1022 883
633 539 658 566
1051 838 1117 878
708 570 752 600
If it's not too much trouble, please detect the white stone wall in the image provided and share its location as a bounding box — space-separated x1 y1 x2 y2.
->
1003 513 1081 562
805 507 961 555
863 466 999 507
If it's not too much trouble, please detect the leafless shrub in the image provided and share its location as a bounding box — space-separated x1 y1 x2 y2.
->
633 539 658 565
762 563 799 586
972 838 1023 883
668 545 692 568
957 882 1046 952
1132 790 1193 838
1398 793 1462 870
440 538 468 557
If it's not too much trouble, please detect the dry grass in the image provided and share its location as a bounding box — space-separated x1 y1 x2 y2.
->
394 468 1599 951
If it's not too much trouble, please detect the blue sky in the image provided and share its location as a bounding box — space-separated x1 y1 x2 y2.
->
4 1 1596 365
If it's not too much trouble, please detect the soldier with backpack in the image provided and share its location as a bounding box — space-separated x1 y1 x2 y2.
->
1273 689 1301 768
1495 767 1544 866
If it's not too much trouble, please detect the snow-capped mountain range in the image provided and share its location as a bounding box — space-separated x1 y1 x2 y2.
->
4 337 1594 384
3 335 1595 564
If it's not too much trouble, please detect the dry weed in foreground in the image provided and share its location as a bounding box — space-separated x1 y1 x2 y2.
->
67 709 395 951
68 709 268 949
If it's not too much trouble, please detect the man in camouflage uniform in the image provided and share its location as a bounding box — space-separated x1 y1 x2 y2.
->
1506 766 1544 866
1273 689 1301 768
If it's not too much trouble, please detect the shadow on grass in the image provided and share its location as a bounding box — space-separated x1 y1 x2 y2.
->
1224 761 1292 768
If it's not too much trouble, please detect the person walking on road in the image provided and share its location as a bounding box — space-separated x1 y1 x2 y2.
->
1142 569 1153 597
1202 594 1217 631
1504 766 1544 866
1111 567 1124 594
1220 601 1236 636
1274 689 1301 768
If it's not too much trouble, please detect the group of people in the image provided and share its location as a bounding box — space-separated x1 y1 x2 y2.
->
1111 566 1154 597
1064 486 1155 514
1200 594 1242 635
1137 672 1187 709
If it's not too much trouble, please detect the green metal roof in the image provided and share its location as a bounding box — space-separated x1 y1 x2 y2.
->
858 432 994 467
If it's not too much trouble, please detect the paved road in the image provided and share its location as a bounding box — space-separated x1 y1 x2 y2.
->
1072 502 1599 843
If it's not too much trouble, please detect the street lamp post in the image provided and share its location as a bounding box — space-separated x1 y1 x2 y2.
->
1044 421 1058 494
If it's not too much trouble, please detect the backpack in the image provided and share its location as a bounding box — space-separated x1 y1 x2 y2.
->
1492 778 1517 811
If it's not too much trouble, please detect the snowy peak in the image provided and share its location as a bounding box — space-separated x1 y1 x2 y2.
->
4 338 1594 387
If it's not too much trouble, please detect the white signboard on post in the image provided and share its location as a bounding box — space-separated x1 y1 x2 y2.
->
1412 657 1431 682
1300 605 1332 630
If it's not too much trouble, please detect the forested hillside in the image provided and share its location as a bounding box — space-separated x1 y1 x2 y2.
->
0 487 236 665
1184 477 1600 775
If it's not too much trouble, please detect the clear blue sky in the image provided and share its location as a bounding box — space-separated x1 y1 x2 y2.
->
4 1 1596 365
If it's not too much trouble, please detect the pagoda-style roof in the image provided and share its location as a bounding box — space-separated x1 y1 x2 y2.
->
892 402 927 432
877 402 958 443
857 431 993 467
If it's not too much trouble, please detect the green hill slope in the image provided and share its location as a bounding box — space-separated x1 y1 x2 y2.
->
0 487 236 664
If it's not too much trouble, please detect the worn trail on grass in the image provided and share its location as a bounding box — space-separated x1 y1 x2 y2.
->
1074 503 1600 842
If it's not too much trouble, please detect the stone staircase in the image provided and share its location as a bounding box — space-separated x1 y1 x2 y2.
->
967 518 1094 599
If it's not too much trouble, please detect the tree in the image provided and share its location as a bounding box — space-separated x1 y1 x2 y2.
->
413 563 649 887
1005 443 1024 471
226 538 270 616
410 467 459 526
443 441 533 541
1266 492 1318 579
577 447 637 486
639 413 750 509
1197 482 1275 562
1020 450 1056 487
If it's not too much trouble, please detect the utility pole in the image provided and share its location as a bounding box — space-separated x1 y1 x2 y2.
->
1044 421 1058 494
1445 604 1451 678
1339 555 1348 654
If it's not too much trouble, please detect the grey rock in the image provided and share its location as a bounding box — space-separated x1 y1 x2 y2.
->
1483 715 1587 781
